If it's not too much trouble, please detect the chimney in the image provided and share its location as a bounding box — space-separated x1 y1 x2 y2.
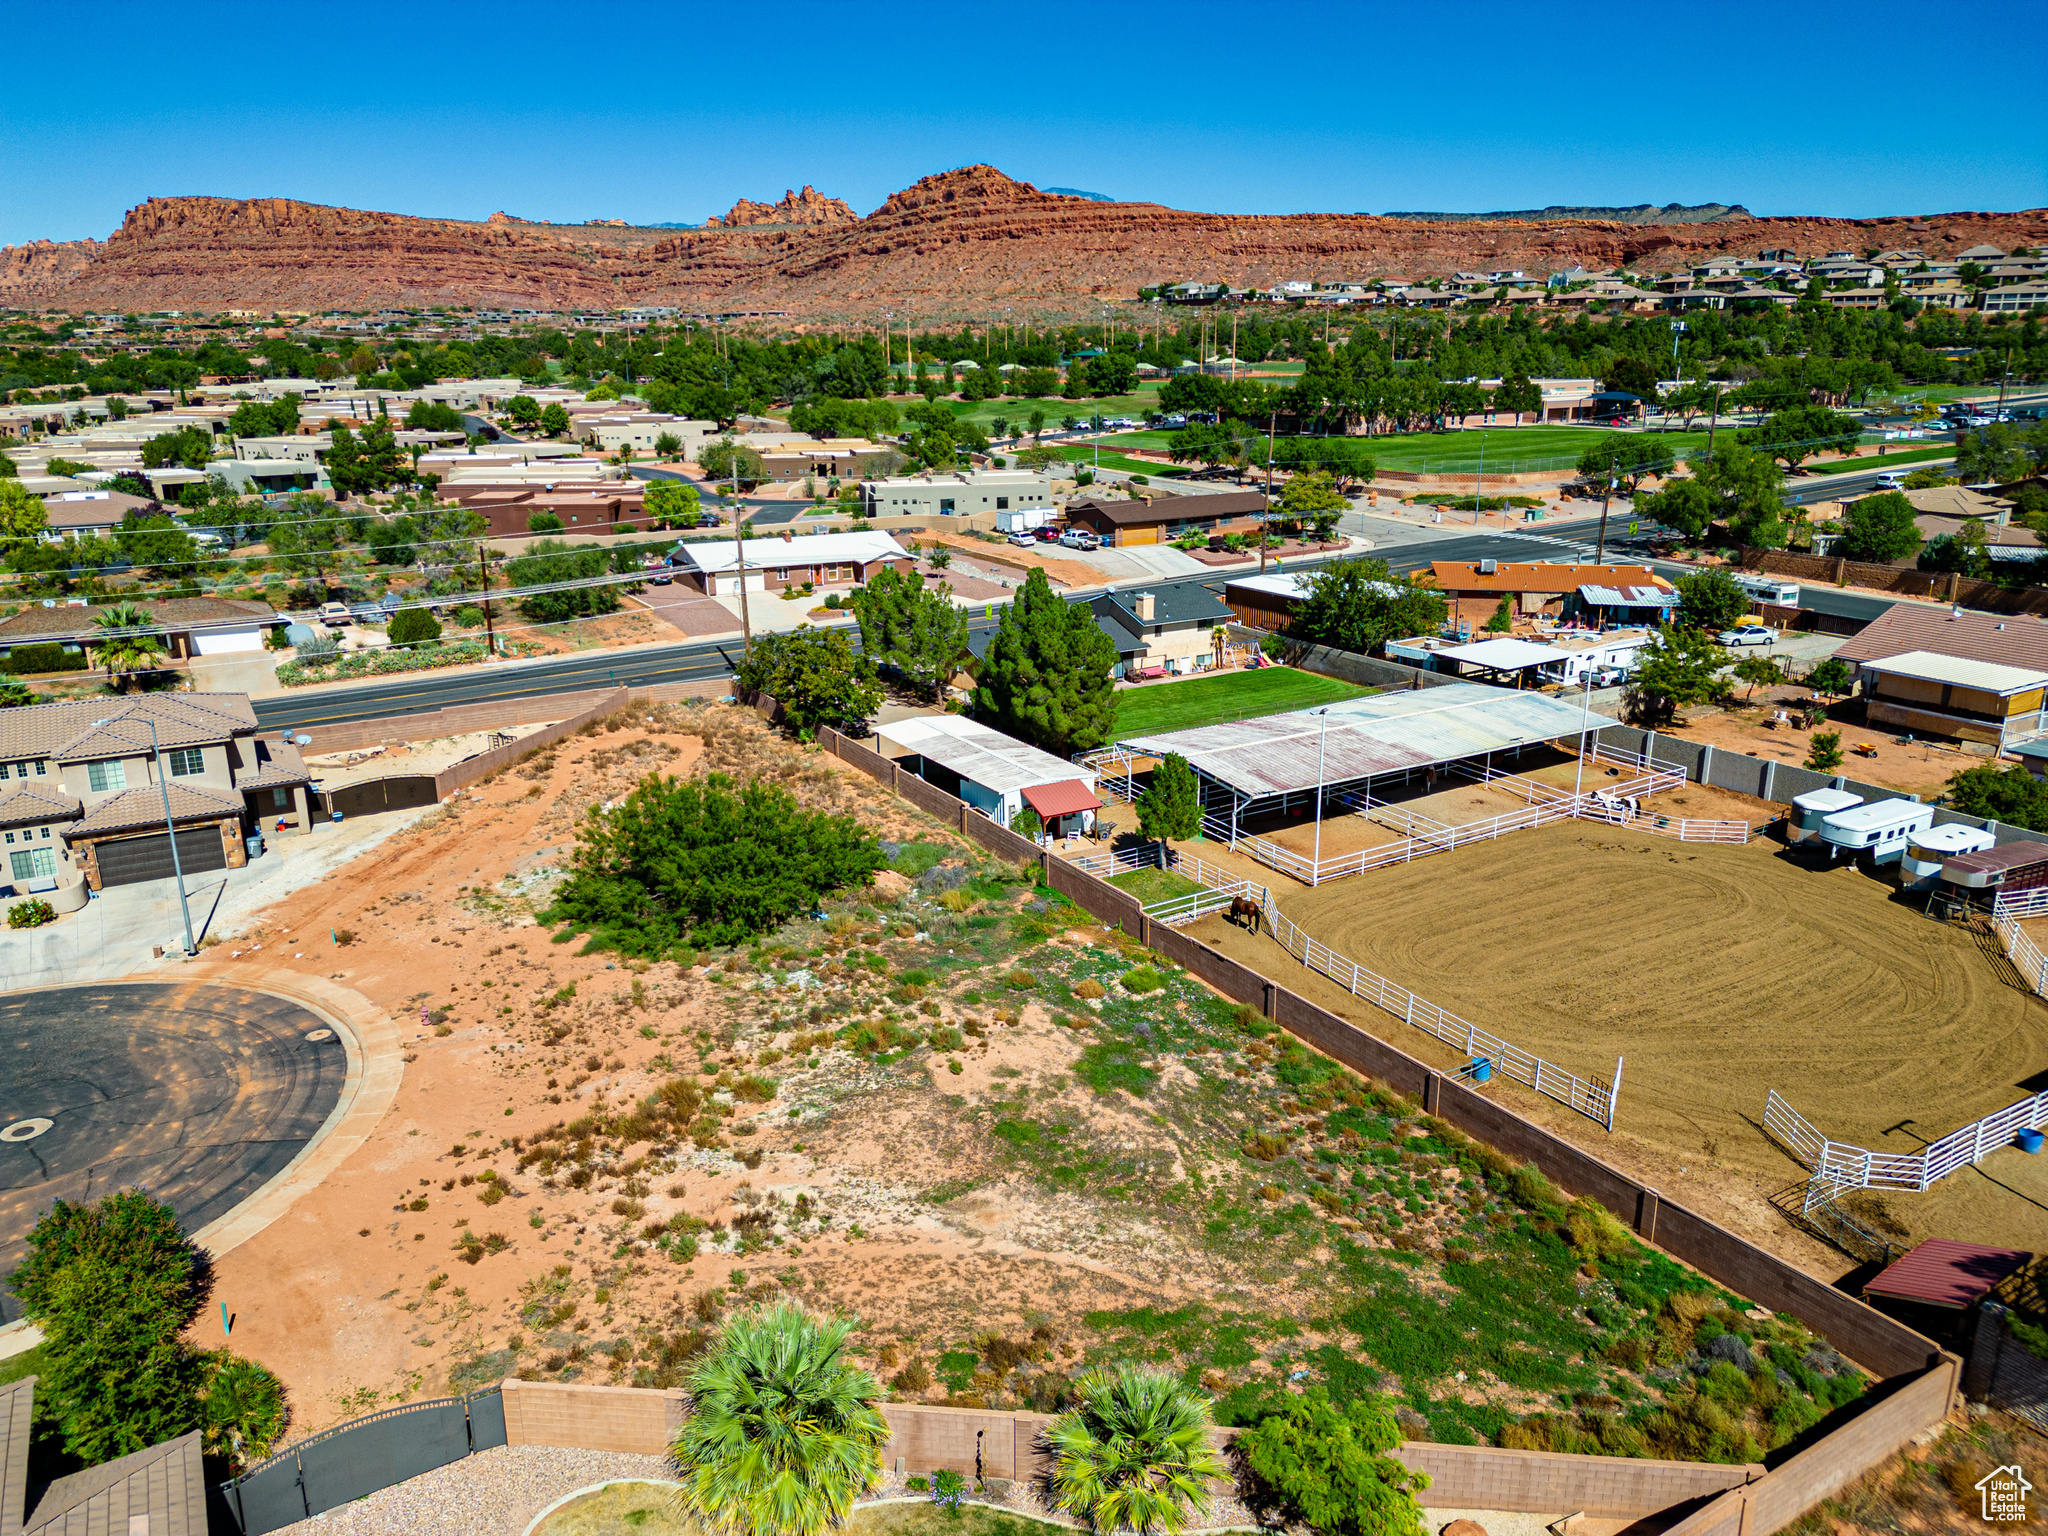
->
1135 592 1156 621
1951 604 1962 619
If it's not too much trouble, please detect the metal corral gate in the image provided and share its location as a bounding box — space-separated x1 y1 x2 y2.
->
220 1389 505 1534
1765 1088 2048 1196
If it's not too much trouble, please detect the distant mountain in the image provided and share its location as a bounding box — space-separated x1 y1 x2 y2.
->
1044 187 1113 202
1380 202 1752 226
646 221 702 229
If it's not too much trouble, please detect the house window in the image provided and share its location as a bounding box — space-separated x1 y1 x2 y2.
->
10 846 54 881
166 747 204 777
87 760 126 792
996 497 1009 510
272 787 291 810
34 760 45 776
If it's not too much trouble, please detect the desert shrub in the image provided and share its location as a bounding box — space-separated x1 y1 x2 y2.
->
1122 965 1164 994
1073 978 1105 999
543 771 884 954
891 1358 934 1394
1566 1197 1635 1263
8 898 56 929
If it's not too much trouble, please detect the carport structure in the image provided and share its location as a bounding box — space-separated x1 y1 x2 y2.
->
1106 683 1624 884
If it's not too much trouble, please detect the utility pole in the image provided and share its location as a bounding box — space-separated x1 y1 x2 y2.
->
1261 412 1276 573
148 715 196 957
732 456 752 652
1705 384 1723 457
476 543 496 655
1595 456 1619 564
1474 434 1485 525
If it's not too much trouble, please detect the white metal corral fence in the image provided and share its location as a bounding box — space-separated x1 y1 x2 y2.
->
1765 1088 2048 1195
1262 898 1622 1129
1992 886 2048 996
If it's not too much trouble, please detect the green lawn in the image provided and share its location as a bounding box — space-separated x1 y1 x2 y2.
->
1800 445 1957 476
1115 667 1373 738
1107 868 1203 905
0 1343 45 1389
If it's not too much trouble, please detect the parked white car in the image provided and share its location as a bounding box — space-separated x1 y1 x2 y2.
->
1717 624 1776 647
318 601 353 629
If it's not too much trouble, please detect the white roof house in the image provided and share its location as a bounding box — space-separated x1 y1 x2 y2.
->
1859 650 2048 696
676 530 910 577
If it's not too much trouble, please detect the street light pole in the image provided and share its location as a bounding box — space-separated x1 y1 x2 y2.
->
1311 710 1330 881
148 715 197 957
1572 658 1598 800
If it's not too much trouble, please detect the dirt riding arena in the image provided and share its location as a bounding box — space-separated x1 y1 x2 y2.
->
1191 819 2048 1264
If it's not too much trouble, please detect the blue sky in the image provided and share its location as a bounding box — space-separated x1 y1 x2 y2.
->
4 0 2042 246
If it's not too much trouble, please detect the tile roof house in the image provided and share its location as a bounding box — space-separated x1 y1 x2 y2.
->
0 598 277 663
24 1428 206 1536
0 693 313 892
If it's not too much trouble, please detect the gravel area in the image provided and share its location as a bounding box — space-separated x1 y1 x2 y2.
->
268 1446 670 1536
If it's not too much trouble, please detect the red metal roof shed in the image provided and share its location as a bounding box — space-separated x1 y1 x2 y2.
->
1022 780 1102 818
1863 1238 2031 1309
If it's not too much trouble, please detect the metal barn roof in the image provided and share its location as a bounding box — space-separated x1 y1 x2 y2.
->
1863 1238 2030 1310
1437 637 1576 672
1116 682 1604 799
875 715 1096 796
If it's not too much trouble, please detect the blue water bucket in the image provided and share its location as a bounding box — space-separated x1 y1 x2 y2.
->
2017 1128 2044 1154
1468 1057 1493 1084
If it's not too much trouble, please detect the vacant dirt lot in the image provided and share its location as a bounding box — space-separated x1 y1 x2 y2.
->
1193 819 2048 1260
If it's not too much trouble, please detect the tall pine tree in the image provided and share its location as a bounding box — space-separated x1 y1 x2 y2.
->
972 570 1117 756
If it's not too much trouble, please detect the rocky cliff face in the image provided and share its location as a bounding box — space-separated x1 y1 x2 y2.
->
0 237 102 306
705 185 857 228
17 169 2048 319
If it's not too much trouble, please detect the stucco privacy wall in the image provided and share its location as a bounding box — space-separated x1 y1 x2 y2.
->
501 1389 1762 1518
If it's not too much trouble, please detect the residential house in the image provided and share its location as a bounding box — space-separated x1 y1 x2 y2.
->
1424 561 1673 630
1835 602 2048 742
670 529 912 597
874 715 1101 837
34 488 156 541
1089 583 1236 678
759 439 900 485
1981 283 2048 314
1061 490 1266 548
1854 650 2048 750
0 597 277 664
0 693 314 891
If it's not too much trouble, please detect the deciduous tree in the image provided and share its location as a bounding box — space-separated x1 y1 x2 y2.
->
1833 491 1922 563
1676 569 1748 632
1624 625 1730 726
737 627 882 736
1288 558 1447 655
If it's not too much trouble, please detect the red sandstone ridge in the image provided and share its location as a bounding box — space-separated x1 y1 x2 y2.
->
705 185 857 229
15 168 2048 319
0 237 102 306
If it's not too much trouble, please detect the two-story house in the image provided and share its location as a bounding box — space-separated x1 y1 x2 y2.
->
0 694 315 892
1089 584 1236 679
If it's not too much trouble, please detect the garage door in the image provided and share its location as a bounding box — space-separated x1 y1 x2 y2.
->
195 626 264 655
94 827 230 888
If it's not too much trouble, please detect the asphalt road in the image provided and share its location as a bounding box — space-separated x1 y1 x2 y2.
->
0 982 345 1323
252 520 1629 732
1782 458 1956 506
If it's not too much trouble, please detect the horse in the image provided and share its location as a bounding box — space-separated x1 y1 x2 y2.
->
1228 894 1263 935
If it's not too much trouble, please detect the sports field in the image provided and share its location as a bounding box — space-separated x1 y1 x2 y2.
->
1114 667 1372 738
1192 819 2048 1254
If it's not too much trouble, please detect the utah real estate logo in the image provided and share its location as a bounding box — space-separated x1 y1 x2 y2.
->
1976 1464 2031 1523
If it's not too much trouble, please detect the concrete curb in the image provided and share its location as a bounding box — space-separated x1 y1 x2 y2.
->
181 967 405 1259
0 971 403 1362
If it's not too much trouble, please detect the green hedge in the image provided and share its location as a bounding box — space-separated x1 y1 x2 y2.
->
3 643 89 675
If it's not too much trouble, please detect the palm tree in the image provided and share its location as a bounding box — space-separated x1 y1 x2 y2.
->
669 1302 888 1536
201 1351 288 1470
1045 1366 1225 1536
92 602 166 691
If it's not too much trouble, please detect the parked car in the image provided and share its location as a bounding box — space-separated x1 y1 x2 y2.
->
645 557 674 585
318 601 352 629
1033 526 1061 542
1007 532 1036 547
1059 529 1101 551
1717 624 1776 647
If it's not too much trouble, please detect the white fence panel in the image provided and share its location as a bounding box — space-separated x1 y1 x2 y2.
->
1765 1087 2048 1192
